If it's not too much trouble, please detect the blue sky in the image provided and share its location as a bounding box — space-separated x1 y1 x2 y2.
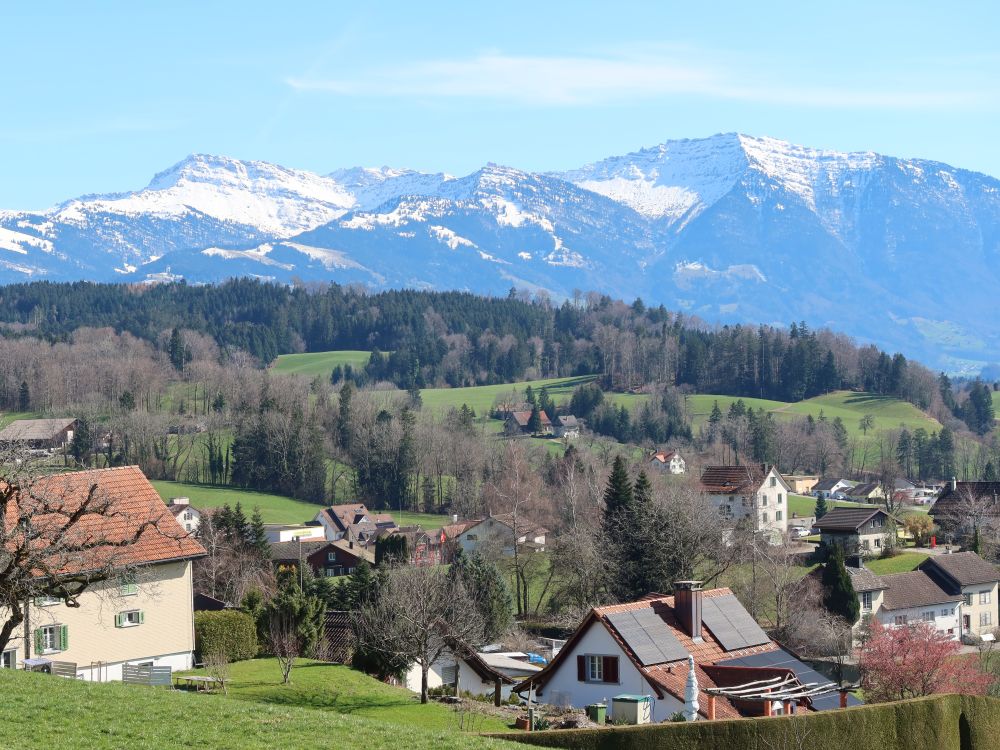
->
2 1 999 209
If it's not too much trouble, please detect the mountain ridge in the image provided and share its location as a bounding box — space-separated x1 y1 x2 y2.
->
2 133 999 374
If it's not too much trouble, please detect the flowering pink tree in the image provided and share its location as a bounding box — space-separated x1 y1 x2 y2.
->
859 621 993 702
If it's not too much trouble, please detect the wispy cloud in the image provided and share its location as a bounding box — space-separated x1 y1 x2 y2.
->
286 52 988 110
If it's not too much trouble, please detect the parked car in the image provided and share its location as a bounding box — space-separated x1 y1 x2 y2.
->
790 526 812 539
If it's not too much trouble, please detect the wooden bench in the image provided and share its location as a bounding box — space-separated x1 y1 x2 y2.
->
174 674 225 692
123 663 173 687
49 661 81 679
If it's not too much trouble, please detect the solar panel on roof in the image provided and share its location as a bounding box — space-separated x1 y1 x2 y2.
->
701 594 770 651
605 609 688 666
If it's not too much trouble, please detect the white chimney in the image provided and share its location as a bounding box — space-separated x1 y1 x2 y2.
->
169 496 190 506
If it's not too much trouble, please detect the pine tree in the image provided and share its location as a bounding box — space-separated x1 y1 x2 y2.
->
709 400 723 426
18 381 29 412
450 549 513 641
337 381 354 451
168 328 186 372
821 546 860 624
248 507 270 559
815 495 829 520
70 417 93 467
602 456 633 520
527 403 542 434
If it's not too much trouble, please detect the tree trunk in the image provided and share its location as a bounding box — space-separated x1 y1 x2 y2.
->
421 663 429 704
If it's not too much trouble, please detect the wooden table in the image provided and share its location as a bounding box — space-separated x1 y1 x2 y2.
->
175 674 225 692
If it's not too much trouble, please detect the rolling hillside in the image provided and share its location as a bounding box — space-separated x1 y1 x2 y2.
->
271 350 372 378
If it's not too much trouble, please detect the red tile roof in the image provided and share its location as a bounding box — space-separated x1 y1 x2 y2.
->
509 410 552 428
700 465 771 494
517 588 781 720
3 466 206 576
650 451 677 463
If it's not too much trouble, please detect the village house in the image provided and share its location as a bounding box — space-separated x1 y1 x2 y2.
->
929 479 1000 534
699 465 790 542
379 525 446 566
843 481 885 503
440 519 478 561
782 474 819 494
269 539 374 579
263 523 326 544
850 566 962 639
920 552 999 640
0 466 205 680
505 409 552 436
514 582 858 723
165 496 201 534
404 642 522 703
814 507 895 556
648 450 686 475
0 417 77 452
812 478 856 499
552 415 580 439
455 514 548 557
314 503 397 543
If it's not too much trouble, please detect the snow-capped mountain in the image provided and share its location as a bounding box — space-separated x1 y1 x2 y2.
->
3 134 1000 373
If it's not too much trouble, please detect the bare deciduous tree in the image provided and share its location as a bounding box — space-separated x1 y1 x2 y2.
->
354 565 484 703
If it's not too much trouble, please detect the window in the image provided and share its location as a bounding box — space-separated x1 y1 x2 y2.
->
761 512 769 523
578 655 619 684
981 612 993 627
980 591 992 605
874 538 882 549
115 610 144 628
921 611 935 622
777 493 783 505
183 511 193 521
119 574 138 596
760 493 768 506
894 615 908 626
941 609 951 618
1 649 15 669
770 477 777 487
776 510 783 521
963 593 973 607
441 664 458 684
35 625 67 654
466 534 478 541
862 592 873 611
862 539 870 550
327 552 338 562
34 595 60 607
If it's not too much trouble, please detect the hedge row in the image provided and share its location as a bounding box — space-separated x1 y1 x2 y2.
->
194 610 259 662
488 695 1000 750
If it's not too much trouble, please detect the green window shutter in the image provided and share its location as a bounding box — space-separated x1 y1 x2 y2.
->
115 613 123 628
138 610 145 625
59 625 68 651
34 629 43 654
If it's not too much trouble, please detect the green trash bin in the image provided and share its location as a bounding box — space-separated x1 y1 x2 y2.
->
586 703 607 724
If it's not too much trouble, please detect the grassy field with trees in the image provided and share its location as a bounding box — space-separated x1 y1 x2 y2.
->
271 350 373 378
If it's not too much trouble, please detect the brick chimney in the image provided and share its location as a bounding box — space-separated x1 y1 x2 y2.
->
673 581 703 642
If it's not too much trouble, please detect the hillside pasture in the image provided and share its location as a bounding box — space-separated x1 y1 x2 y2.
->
271 350 373 378
150 480 323 525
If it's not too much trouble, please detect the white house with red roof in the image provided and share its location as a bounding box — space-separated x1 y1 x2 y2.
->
314 502 397 542
1 466 206 680
514 582 858 723
700 464 790 541
648 450 686 474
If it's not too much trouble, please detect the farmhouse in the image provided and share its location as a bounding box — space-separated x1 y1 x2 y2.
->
812 478 856 499
515 582 858 722
0 466 205 680
844 482 885 503
814 507 894 556
505 409 552 436
553 415 580 439
699 464 789 541
648 450 686 475
314 503 397 542
455 514 547 557
0 417 77 451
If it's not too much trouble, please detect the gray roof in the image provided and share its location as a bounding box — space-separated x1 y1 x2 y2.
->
846 566 886 593
555 415 579 428
813 478 855 492
880 570 962 611
922 552 1000 588
814 506 887 532
269 540 330 562
0 418 76 441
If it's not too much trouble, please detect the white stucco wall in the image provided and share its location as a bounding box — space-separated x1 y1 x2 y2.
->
532 621 684 723
877 603 961 640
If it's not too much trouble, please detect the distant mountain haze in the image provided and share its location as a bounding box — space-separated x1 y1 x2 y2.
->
2 134 998 374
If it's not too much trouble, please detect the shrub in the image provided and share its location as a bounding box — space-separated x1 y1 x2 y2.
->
194 610 259 662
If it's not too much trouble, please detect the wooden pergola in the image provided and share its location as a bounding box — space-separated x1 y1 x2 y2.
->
703 675 858 719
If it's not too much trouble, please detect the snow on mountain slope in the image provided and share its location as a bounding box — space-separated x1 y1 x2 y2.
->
325 166 453 212
55 154 358 236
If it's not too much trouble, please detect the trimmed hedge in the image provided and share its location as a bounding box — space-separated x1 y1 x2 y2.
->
488 695 1000 750
194 610 259 662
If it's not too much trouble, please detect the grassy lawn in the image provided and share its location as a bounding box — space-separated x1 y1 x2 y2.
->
866 552 930 574
786 493 878 518
272 350 373 378
395 510 454 530
0 410 40 428
150 480 324 524
182 659 515 734
686 390 939 439
419 375 598 415
0 667 515 750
